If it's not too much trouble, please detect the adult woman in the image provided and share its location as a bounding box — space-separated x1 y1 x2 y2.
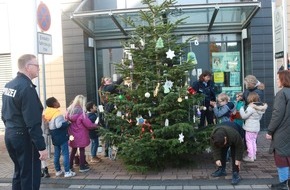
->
191 70 216 128
266 70 290 189
243 75 265 104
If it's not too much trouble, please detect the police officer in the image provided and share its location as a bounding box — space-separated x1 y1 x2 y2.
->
1 54 48 190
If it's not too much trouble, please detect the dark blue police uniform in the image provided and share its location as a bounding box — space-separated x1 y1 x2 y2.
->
2 72 46 190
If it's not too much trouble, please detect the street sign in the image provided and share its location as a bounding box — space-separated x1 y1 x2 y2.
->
37 32 52 54
37 2 51 31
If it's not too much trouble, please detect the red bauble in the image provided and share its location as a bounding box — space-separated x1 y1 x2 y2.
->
187 86 196 95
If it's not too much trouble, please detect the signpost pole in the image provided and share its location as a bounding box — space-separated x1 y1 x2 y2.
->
37 1 52 158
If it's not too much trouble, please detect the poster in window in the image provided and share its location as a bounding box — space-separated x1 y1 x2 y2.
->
222 87 242 101
213 72 224 83
212 52 240 72
230 72 240 86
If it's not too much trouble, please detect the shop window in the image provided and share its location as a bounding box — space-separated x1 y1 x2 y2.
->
210 38 242 101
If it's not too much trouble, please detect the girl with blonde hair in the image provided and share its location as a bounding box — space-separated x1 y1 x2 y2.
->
66 95 99 172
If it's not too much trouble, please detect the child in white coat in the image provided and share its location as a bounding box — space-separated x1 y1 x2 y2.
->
240 92 267 162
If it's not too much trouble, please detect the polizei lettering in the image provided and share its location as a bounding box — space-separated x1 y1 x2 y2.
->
3 87 17 97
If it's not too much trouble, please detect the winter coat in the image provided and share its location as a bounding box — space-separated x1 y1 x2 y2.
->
213 102 235 123
240 102 267 132
66 106 97 148
191 80 216 107
99 77 123 112
211 125 244 161
43 107 69 146
267 87 290 156
243 83 265 105
87 112 99 139
232 100 245 127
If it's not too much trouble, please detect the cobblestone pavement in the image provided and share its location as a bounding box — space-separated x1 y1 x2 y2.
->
0 130 279 190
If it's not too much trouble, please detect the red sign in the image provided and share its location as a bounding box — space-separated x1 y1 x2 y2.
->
37 2 51 31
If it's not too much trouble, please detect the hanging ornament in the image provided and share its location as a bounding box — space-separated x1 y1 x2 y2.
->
164 80 174 89
197 107 201 116
145 92 150 98
185 96 188 100
205 147 212 153
98 105 104 113
163 87 170 94
155 37 164 48
128 53 132 60
124 77 132 87
177 97 182 102
148 110 152 117
140 120 154 139
130 44 135 49
178 133 184 143
166 49 175 59
136 116 145 125
118 94 124 100
140 38 145 47
69 135 74 141
165 118 169 127
116 111 122 117
187 86 196 95
154 82 160 97
187 52 198 65
187 40 198 65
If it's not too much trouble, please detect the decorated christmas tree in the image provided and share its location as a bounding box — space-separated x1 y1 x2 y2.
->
101 0 212 172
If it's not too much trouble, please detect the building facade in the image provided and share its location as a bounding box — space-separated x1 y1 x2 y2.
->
0 0 288 130
60 0 273 128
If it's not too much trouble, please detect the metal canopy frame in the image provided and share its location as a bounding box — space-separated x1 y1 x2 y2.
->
71 1 261 40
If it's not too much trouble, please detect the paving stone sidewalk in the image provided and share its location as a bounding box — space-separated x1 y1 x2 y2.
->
0 130 279 189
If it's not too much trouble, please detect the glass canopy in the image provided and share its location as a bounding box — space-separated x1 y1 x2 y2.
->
71 1 261 40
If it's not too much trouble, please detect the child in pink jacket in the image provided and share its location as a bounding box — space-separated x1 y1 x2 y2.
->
66 95 99 172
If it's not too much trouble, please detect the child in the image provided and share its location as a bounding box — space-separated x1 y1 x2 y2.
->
240 92 268 162
66 95 99 172
43 97 76 178
210 93 235 124
86 101 101 163
231 92 245 128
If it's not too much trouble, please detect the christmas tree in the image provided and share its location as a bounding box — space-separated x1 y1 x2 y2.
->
101 0 212 172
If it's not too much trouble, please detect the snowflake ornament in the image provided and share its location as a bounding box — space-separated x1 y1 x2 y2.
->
178 133 184 143
164 80 173 89
166 49 175 59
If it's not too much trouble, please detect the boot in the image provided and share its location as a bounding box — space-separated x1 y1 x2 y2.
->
211 167 227 177
231 172 241 185
41 167 50 178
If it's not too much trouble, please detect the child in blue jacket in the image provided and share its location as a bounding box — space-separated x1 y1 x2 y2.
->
43 97 76 178
86 101 101 163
